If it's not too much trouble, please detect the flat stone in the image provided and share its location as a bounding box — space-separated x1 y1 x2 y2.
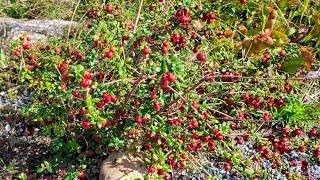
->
99 152 146 180
0 18 77 51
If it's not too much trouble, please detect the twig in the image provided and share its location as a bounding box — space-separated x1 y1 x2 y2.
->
207 107 234 120
133 0 144 34
167 86 188 103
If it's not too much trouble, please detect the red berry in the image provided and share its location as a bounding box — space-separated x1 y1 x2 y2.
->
196 53 207 62
142 48 150 56
298 146 306 153
157 169 165 176
294 129 302 136
179 15 190 23
79 170 86 179
314 148 320 158
262 112 271 122
189 121 199 129
166 72 176 83
212 129 219 136
309 128 318 137
105 51 113 59
160 77 170 87
103 93 112 103
81 120 91 129
72 91 82 99
223 163 232 171
134 116 143 125
163 42 169 47
148 165 156 174
216 134 224 141
153 101 161 111
105 5 112 14
83 71 92 80
282 128 290 136
239 0 247 4
161 46 169 55
22 42 31 50
81 79 92 88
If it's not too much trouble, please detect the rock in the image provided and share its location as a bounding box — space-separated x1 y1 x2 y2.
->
0 17 77 52
99 152 146 180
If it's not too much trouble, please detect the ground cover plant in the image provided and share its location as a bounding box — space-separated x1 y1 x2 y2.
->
1 0 320 179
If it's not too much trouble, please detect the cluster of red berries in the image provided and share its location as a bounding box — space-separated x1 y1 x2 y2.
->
261 53 271 65
168 118 183 126
160 72 176 87
134 116 149 125
175 9 191 24
81 71 93 88
96 93 118 109
202 12 215 23
241 95 262 109
170 33 187 50
105 46 117 59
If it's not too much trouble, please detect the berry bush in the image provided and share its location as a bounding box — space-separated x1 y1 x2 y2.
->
8 0 320 179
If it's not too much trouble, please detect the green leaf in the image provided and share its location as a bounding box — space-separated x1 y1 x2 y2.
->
36 168 44 174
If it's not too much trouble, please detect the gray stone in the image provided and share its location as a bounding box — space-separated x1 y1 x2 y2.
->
0 17 77 51
99 152 146 180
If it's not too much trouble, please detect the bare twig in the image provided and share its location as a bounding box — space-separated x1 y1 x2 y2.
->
133 0 144 34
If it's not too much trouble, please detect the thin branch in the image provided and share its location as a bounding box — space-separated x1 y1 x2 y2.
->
133 0 144 34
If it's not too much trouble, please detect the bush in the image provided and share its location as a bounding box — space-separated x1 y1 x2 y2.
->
10 0 320 179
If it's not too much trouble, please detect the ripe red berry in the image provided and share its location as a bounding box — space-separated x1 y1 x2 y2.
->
223 163 232 172
142 48 150 56
298 146 306 153
153 101 161 111
166 72 176 83
105 51 113 59
22 42 31 50
309 128 318 137
294 129 302 136
160 77 169 87
179 15 190 24
189 121 199 129
262 112 271 122
134 116 143 125
282 128 290 136
216 134 224 141
79 170 86 179
314 148 320 158
83 71 92 80
72 91 82 99
81 120 91 129
196 53 207 62
239 0 247 4
161 46 169 55
148 165 156 174
81 79 92 88
105 5 113 14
